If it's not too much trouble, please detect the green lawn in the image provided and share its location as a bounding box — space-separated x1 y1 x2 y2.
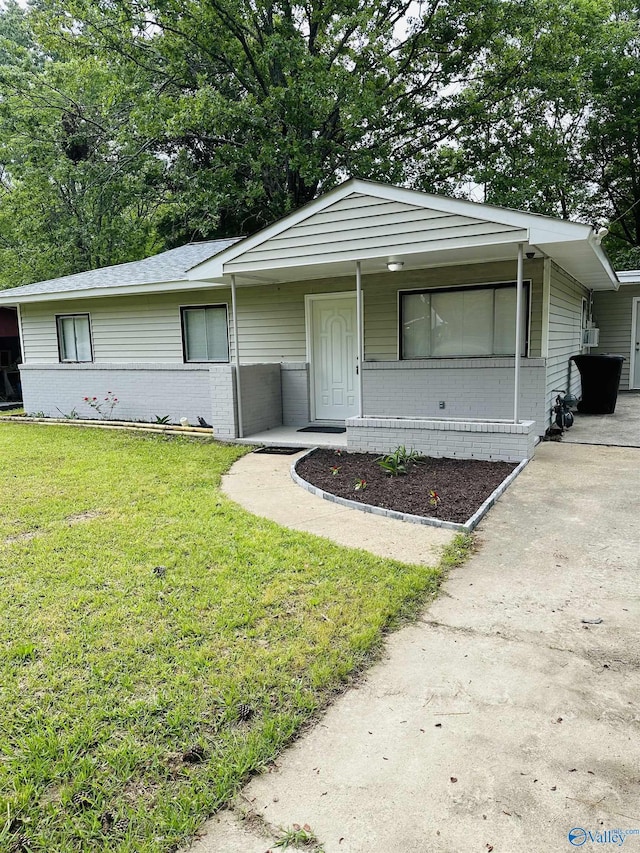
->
0 424 469 852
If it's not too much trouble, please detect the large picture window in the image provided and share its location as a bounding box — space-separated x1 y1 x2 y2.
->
181 305 229 363
56 314 93 362
400 282 529 359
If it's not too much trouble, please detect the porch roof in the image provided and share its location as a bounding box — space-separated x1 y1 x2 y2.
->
189 179 619 292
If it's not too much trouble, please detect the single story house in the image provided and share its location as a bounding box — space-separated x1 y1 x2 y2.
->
0 179 624 462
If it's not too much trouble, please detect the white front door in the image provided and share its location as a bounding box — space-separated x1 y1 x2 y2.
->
308 294 359 421
632 297 640 389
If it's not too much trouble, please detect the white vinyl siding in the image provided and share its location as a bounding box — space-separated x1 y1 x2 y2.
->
21 291 234 364
56 314 92 362
18 260 544 366
225 192 528 273
545 262 589 422
181 305 229 362
592 284 640 390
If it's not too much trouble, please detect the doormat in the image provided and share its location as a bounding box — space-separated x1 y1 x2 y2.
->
297 426 347 434
253 446 305 455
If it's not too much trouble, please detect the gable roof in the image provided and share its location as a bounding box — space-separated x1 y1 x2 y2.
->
0 239 239 304
189 179 618 291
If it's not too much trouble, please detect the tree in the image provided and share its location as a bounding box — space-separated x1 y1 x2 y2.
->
0 1 164 288
41 0 545 243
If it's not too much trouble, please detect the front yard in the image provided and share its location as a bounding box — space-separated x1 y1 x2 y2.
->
0 424 468 852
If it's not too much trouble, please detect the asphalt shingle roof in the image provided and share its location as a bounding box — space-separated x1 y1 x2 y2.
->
2 239 240 298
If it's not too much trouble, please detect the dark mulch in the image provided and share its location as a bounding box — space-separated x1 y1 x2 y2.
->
296 449 518 524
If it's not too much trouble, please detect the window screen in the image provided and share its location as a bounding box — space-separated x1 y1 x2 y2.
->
182 306 229 362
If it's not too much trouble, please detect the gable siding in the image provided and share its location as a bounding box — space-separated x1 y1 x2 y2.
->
545 262 589 423
225 192 526 273
591 284 640 389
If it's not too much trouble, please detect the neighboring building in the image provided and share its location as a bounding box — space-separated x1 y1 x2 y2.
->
0 306 21 401
0 180 622 461
591 270 640 391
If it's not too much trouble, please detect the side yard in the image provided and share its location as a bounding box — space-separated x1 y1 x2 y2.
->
0 424 467 852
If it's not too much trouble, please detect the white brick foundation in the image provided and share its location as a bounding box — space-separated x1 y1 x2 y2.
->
346 416 537 462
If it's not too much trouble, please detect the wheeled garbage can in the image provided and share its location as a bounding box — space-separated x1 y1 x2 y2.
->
570 354 624 414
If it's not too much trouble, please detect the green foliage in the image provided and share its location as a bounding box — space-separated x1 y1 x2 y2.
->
0 0 638 287
376 446 420 476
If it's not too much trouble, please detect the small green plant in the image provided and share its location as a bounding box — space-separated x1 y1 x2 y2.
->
29 411 47 418
153 415 172 424
83 392 119 419
428 489 441 509
376 445 420 476
55 407 79 420
330 465 341 476
354 477 367 491
275 823 319 849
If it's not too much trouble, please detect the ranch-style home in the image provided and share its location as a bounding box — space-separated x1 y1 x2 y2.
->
0 179 625 462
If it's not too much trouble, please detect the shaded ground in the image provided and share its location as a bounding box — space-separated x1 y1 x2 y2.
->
296 449 517 523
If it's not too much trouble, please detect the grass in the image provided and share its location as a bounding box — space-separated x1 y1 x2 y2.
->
0 423 471 852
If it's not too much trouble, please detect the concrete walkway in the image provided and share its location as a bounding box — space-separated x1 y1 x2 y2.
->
188 442 640 853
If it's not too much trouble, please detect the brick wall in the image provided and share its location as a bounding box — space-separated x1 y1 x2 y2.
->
281 363 310 426
20 363 216 428
239 363 282 435
346 416 536 462
362 358 546 436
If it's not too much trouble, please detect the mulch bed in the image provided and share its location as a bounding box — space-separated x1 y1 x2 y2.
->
295 449 518 524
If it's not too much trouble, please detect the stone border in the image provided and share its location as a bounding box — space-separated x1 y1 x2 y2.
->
290 449 531 532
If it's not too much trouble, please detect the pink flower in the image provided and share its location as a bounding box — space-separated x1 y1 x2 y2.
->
92 397 97 401
83 396 88 401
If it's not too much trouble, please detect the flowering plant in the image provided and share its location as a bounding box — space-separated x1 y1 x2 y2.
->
354 478 367 491
330 465 341 476
83 391 119 419
428 489 440 509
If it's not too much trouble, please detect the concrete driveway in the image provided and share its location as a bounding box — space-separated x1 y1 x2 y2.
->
188 441 640 853
563 392 640 447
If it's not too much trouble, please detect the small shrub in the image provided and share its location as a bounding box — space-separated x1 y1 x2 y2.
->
376 445 420 476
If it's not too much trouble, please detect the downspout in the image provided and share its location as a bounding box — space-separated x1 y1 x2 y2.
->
230 274 244 438
514 243 524 423
356 261 364 418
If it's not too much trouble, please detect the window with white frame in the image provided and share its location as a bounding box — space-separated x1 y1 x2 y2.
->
181 305 229 362
56 314 93 362
400 282 530 359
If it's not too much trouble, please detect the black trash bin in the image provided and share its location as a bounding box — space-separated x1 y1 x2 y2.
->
570 354 624 414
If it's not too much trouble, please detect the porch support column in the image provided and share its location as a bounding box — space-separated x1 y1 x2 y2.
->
513 243 524 423
230 274 244 438
356 261 364 417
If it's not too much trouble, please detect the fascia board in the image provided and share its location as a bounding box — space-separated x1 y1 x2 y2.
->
0 278 229 305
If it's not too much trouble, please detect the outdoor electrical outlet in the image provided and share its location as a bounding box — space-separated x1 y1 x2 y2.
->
439 401 446 409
